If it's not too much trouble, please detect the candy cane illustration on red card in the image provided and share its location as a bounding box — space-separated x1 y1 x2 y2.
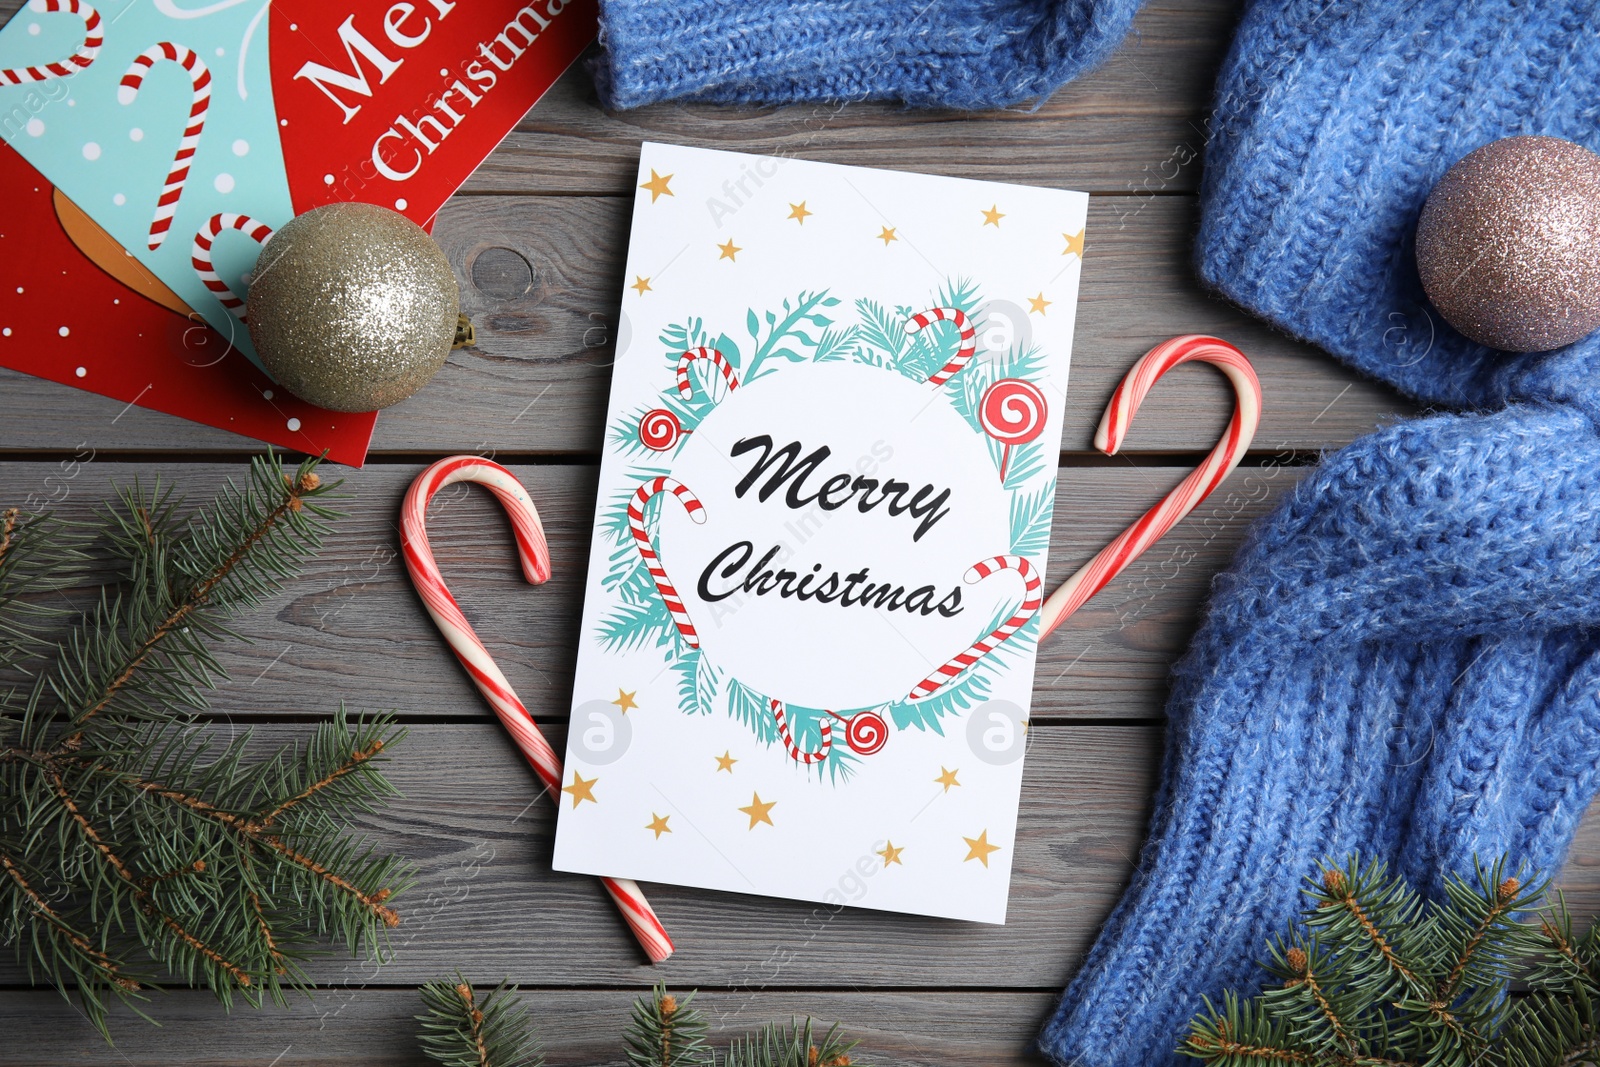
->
553 144 1091 925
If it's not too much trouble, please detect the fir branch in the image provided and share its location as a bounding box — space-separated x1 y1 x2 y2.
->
57 461 332 741
416 974 543 1067
722 1018 857 1067
624 982 712 1067
1281 945 1358 1055
1 850 136 992
0 508 89 679
1312 862 1427 994
0 455 409 1039
106 743 404 928
1181 855 1600 1067
44 765 255 988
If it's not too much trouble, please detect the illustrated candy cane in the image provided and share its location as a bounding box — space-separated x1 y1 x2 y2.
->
1038 335 1261 638
191 213 272 320
400 456 674 964
628 476 706 649
908 555 1041 701
0 0 101 85
770 699 832 765
905 307 977 387
676 347 738 399
119 43 211 251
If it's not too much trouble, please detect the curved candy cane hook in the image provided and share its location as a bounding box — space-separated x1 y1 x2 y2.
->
119 42 211 250
1039 334 1262 638
770 698 832 764
909 555 1041 701
0 0 101 85
676 346 738 400
400 456 674 963
191 212 272 320
904 307 977 386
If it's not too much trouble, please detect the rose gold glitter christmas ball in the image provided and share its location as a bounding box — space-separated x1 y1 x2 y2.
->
1416 135 1600 352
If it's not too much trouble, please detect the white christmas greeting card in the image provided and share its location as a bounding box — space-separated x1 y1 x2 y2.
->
551 143 1087 924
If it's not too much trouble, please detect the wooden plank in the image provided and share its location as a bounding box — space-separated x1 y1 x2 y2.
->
2 721 1599 995
460 0 1237 196
0 988 1058 1065
0 196 1408 457
0 460 1301 721
0 720 1158 989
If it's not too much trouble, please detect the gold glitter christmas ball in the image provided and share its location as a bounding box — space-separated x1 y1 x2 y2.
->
247 203 459 412
1416 135 1600 352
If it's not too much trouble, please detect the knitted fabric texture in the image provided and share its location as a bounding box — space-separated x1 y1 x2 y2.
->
1040 2 1600 1065
591 0 1145 110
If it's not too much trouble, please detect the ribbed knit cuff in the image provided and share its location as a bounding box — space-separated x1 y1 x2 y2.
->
591 0 1145 111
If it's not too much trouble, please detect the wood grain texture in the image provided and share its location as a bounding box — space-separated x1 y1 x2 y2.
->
0 195 1408 457
0 460 1300 721
0 988 1058 1065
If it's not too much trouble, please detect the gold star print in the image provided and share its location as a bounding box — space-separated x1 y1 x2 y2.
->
740 792 776 829
562 772 598 808
964 830 1002 868
878 841 904 867
1062 228 1085 258
715 750 738 773
787 201 812 225
935 767 961 792
640 169 674 202
982 204 1005 227
1028 292 1052 316
613 689 638 713
717 238 742 262
631 276 652 295
646 813 672 839
877 226 898 245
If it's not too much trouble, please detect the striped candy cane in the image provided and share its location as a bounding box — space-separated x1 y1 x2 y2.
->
1039 335 1261 638
769 699 832 765
908 555 1042 701
676 347 738 399
191 213 272 320
0 0 101 85
628 477 706 649
400 456 674 964
119 43 211 251
905 307 977 387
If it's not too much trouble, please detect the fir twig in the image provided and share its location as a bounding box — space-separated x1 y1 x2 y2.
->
625 982 712 1067
1179 854 1595 1067
0 453 412 1039
417 974 543 1067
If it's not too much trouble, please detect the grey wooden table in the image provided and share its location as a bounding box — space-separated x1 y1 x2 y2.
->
6 3 1600 1064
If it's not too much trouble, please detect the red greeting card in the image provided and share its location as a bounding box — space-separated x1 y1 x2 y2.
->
0 0 595 464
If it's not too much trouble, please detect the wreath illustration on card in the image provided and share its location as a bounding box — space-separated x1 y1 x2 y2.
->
597 280 1054 782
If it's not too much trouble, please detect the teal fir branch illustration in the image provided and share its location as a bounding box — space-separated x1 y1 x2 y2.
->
598 282 1053 782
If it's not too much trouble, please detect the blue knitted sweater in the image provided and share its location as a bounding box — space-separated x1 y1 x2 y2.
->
591 0 1145 110
1040 2 1600 1065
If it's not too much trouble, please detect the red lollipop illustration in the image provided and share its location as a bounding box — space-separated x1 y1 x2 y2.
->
833 709 889 755
980 378 1049 482
638 408 687 451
